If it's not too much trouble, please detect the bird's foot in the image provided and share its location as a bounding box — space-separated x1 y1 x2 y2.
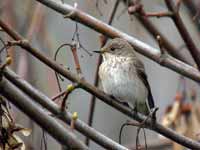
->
127 107 146 128
149 107 159 121
129 107 159 128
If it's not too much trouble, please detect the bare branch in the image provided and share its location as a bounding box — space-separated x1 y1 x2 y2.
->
121 0 191 65
2 67 129 150
0 78 88 150
30 0 200 82
165 0 200 70
0 20 200 149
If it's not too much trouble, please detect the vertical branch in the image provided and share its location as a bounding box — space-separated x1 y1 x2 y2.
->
38 14 62 97
17 3 44 80
21 3 46 149
71 42 83 78
2 0 16 66
165 0 200 70
183 1 200 31
85 0 120 146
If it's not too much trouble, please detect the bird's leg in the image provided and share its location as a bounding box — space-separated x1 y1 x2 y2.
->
136 107 159 128
120 105 150 149
147 107 159 129
128 105 147 127
149 107 159 121
110 95 152 127
128 106 159 128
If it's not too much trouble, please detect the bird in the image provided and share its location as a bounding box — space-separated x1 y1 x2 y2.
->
94 38 155 115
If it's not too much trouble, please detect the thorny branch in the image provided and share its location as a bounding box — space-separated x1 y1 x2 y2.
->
0 19 200 149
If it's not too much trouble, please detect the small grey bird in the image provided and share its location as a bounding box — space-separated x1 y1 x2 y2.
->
94 38 155 115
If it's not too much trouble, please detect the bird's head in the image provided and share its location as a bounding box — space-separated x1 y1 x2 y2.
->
93 38 136 58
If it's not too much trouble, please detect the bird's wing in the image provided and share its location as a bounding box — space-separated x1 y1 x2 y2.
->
135 59 155 109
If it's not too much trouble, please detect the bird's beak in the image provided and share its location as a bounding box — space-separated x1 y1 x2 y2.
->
93 50 102 54
93 47 107 54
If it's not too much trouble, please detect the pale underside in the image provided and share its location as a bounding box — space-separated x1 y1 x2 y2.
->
99 54 149 114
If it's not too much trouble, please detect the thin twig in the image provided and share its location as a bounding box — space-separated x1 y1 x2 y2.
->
51 90 66 101
127 1 173 18
70 41 83 78
145 11 173 18
61 83 79 111
54 43 72 92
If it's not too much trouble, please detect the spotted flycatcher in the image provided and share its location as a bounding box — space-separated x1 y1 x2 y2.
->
94 38 155 115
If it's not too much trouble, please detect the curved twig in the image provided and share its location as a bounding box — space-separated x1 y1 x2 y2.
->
54 43 72 92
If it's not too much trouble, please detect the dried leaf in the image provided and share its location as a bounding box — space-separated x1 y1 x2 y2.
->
162 101 180 127
12 134 25 150
19 128 31 136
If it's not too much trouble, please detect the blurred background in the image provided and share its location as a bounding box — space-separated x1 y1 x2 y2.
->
1 0 200 149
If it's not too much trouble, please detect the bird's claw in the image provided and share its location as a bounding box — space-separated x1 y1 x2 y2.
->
150 107 159 121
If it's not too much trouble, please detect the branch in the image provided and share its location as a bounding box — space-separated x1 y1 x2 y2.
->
0 20 200 149
31 0 200 83
3 67 128 150
121 0 192 65
183 0 200 27
165 0 200 70
127 139 172 150
0 78 88 150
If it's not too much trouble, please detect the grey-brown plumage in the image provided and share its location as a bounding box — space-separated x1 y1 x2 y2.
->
96 38 155 115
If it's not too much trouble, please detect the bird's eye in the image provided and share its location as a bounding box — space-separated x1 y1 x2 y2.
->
110 47 115 51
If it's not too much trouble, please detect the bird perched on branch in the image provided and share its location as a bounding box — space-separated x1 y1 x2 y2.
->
94 38 155 115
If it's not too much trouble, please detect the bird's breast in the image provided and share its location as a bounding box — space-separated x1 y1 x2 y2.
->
99 58 148 106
